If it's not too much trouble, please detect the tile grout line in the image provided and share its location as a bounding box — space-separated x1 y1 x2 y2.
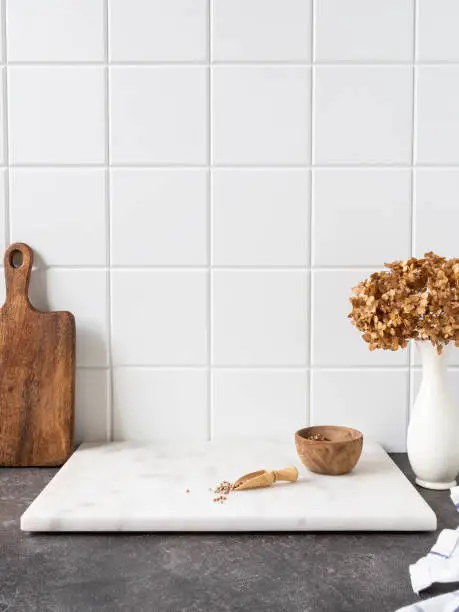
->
76 364 459 371
307 0 315 428
103 0 114 443
2 0 9 247
6 60 459 67
207 0 213 441
408 0 418 431
4 163 459 169
2 265 388 272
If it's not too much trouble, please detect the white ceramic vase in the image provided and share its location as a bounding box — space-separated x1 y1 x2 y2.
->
407 341 459 490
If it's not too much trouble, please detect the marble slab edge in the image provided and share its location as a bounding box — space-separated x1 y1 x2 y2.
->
20 441 438 533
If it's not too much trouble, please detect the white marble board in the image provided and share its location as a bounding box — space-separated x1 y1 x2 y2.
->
21 440 437 532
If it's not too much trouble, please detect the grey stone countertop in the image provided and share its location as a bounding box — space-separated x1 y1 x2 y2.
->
0 455 457 612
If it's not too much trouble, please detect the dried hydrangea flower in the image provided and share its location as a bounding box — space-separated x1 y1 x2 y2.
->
349 252 459 354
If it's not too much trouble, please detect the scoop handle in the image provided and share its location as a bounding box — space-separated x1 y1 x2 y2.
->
273 466 298 482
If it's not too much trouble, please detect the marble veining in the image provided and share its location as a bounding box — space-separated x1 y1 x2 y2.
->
21 440 437 532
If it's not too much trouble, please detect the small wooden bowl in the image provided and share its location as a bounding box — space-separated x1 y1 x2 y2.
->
295 426 363 475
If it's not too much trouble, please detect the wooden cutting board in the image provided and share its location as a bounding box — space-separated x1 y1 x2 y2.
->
0 243 76 466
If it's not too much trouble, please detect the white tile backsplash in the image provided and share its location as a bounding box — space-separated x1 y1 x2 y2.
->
110 67 208 164
111 169 208 266
0 171 6 257
314 67 413 165
75 369 109 443
212 67 311 165
7 0 105 63
212 169 310 266
0 69 5 166
314 0 414 62
313 169 411 266
417 0 459 61
312 370 409 452
212 370 308 438
8 67 106 165
109 0 208 62
415 67 459 165
414 169 459 261
212 0 312 62
113 369 208 442
111 271 207 366
10 169 107 266
1 1 457 452
212 271 308 366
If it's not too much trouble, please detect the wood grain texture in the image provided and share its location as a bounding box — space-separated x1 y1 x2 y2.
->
295 426 363 475
0 243 75 466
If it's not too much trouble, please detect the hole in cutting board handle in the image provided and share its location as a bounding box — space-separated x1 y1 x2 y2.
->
9 249 23 269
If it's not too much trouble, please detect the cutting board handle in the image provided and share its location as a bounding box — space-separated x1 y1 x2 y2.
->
4 243 33 305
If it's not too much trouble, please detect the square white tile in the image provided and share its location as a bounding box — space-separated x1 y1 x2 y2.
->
314 67 413 165
0 170 7 257
111 271 207 366
113 369 208 442
312 270 409 367
417 0 459 61
0 7 3 63
314 0 413 62
7 0 105 62
8 67 105 165
10 169 106 266
212 271 308 366
29 270 109 367
212 370 308 439
212 169 310 266
416 67 459 165
111 169 207 266
212 0 312 62
0 69 5 165
313 169 411 267
75 369 109 443
212 67 311 165
110 67 208 165
109 0 208 62
415 169 459 261
312 370 409 452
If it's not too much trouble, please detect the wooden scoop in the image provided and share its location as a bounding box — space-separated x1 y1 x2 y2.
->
233 466 299 491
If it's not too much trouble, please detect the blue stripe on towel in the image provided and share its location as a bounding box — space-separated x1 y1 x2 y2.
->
429 550 449 559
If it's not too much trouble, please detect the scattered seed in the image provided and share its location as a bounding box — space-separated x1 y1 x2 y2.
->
305 433 330 441
212 480 236 503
